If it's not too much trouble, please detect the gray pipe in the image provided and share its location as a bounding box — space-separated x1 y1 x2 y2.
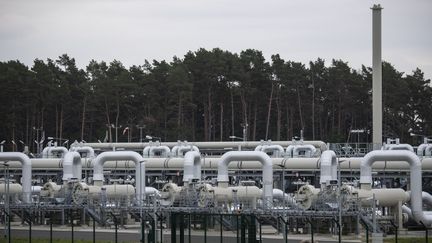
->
425 146 432 157
62 151 82 183
183 151 201 182
42 146 68 158
260 145 285 157
0 152 32 203
417 144 429 156
149 145 171 158
360 150 432 225
217 151 273 207
175 145 199 157
384 144 414 152
143 146 151 158
69 146 95 159
83 140 328 151
92 151 146 202
319 150 337 187
293 144 317 157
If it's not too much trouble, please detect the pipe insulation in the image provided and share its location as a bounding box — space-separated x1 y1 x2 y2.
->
0 152 32 203
69 146 95 159
319 150 338 187
360 150 432 225
62 151 82 183
42 146 68 158
260 145 285 157
183 151 201 182
217 151 273 206
83 140 328 152
149 146 171 158
92 151 146 202
293 144 317 157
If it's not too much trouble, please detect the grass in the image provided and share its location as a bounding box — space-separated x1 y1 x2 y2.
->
384 237 425 243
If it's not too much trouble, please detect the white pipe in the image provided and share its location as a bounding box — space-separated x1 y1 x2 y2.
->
254 145 263 151
293 144 317 157
272 188 297 207
217 151 273 206
145 187 160 197
42 146 68 158
372 4 383 149
62 151 82 182
175 145 199 157
70 146 95 159
143 146 151 158
425 146 432 157
319 150 338 187
261 145 285 157
92 151 145 202
149 146 170 158
384 144 414 152
183 151 201 182
417 144 430 156
0 152 32 203
286 145 295 158
360 150 432 225
83 140 328 151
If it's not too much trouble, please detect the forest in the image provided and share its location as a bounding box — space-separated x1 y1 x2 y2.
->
0 48 431 152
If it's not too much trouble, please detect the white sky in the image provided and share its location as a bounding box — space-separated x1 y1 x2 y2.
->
1 0 431 79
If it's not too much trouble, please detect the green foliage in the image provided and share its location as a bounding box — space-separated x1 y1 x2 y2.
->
0 49 431 151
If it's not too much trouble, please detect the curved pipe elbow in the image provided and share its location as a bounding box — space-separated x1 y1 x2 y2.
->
70 146 95 159
183 151 201 182
319 150 337 185
62 151 82 181
0 152 32 203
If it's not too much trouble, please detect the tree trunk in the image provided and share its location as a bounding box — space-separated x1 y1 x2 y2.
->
104 96 112 142
231 89 235 136
220 103 223 141
312 78 315 140
81 96 87 141
265 82 274 140
252 104 257 141
276 87 281 141
297 86 304 130
59 105 63 142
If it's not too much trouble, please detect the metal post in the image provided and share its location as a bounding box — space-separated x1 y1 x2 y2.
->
371 4 383 150
204 214 207 243
189 213 192 243
29 218 31 243
50 214 53 243
420 221 429 243
259 219 262 243
390 220 398 243
179 213 184 243
236 215 239 243
71 211 74 243
93 218 96 243
220 214 223 243
171 213 176 243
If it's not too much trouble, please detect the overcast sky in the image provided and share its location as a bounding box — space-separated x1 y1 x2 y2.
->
1 0 431 79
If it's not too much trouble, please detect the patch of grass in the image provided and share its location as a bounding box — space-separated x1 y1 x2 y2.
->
384 237 425 243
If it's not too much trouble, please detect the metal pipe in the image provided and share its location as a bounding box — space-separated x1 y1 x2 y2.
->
293 145 317 158
183 151 201 182
217 151 273 206
82 140 328 151
149 146 171 158
42 146 68 158
92 151 145 202
143 146 152 158
69 146 95 159
0 152 32 203
319 150 338 187
260 145 285 157
62 151 82 183
360 150 432 225
384 144 414 152
372 4 383 149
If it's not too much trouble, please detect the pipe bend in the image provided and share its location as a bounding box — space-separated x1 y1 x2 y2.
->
0 152 32 203
319 150 337 185
183 151 201 182
62 151 82 181
70 146 95 159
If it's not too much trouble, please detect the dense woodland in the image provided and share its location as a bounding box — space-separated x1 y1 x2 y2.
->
0 48 431 152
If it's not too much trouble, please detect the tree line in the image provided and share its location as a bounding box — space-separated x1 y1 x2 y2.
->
0 48 431 152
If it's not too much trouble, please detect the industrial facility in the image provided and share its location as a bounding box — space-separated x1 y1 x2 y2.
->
1 4 431 243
